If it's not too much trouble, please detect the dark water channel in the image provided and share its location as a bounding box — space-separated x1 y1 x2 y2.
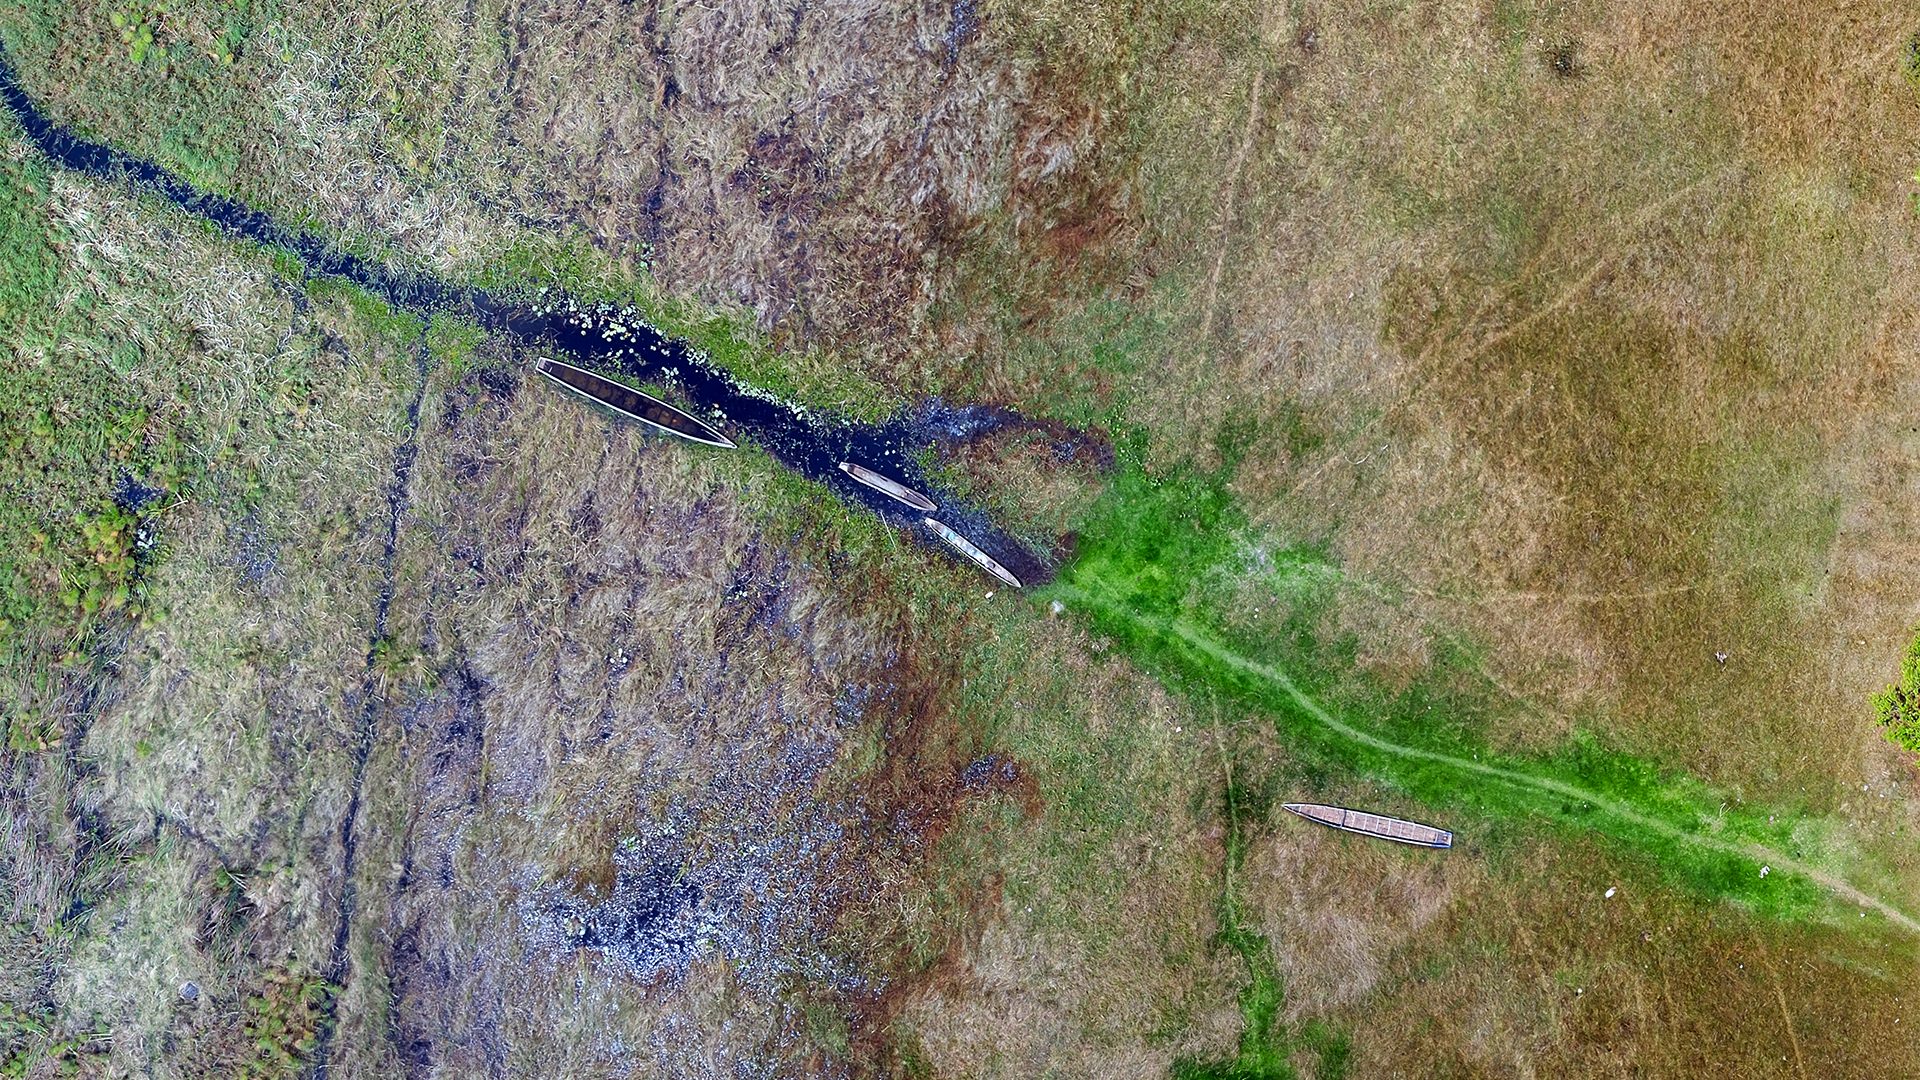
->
0 44 1051 586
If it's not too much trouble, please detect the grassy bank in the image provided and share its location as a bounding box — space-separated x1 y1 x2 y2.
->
1043 460 1917 933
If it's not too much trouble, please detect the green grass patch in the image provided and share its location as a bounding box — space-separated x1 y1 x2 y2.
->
1173 775 1301 1080
1040 457 1916 934
0 148 165 665
424 312 484 379
1 2 274 191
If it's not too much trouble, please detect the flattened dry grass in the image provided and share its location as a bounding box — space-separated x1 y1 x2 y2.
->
0 113 430 1073
943 0 1920 1072
1310 836 1920 1078
326 344 999 1074
895 610 1242 1078
964 0 1920 791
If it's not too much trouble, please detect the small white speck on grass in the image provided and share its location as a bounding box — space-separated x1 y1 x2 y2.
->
1605 887 1616 898
1049 600 1065 615
985 591 994 599
1759 865 1770 877
1173 726 1181 733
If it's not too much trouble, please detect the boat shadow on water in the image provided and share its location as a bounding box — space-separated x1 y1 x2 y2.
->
0 41 1070 588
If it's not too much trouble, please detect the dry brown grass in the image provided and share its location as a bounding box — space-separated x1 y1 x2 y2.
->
894 620 1242 1077
7 0 1920 1075
1299 835 1920 1078
944 0 1920 1072
1140 0 1920 805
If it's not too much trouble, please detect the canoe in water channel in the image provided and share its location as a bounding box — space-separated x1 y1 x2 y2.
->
838 461 937 512
923 518 1023 589
536 357 737 449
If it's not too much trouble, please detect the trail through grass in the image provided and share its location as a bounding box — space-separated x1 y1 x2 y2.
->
1040 463 1920 936
1064 580 1920 934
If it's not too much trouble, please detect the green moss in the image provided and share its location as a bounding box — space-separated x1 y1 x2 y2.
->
0 151 166 660
0 153 58 319
425 313 484 378
304 276 424 344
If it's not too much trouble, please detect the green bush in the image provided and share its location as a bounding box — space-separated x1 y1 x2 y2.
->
241 971 334 1078
1872 632 1920 753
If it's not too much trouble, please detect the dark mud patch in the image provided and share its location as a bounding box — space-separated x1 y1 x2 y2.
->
944 0 981 67
913 400 1114 559
385 925 437 1078
112 473 166 512
384 659 497 1076
481 569 1039 1072
920 399 1116 473
439 363 520 437
522 806 838 991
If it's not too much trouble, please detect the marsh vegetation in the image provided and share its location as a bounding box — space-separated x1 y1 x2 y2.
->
3 0 1920 1077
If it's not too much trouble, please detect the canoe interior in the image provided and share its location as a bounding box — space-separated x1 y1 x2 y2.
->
922 517 1023 588
838 461 937 512
537 358 736 448
1283 802 1452 848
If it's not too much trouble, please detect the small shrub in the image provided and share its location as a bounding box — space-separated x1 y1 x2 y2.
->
110 3 171 66
240 971 334 1078
58 505 137 616
1871 632 1920 754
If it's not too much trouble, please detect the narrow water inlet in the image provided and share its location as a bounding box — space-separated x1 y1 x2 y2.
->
0 41 1053 586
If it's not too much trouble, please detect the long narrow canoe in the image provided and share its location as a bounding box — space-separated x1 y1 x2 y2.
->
535 357 737 449
838 461 937 512
1283 802 1452 849
922 517 1023 589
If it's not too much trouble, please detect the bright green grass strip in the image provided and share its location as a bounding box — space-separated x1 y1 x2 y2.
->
1039 463 1920 935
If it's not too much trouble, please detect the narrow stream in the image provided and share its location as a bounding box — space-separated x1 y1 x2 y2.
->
0 43 1052 586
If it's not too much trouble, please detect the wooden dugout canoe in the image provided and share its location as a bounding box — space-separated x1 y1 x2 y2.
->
1282 802 1452 849
922 517 1023 589
838 461 937 512
535 357 737 449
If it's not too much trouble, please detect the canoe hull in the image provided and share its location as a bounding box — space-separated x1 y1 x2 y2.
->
923 517 1023 589
1283 802 1452 849
838 461 937 512
536 357 737 449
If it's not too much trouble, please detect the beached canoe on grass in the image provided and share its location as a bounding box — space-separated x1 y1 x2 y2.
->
1283 802 1452 848
536 357 737 449
838 461 937 512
